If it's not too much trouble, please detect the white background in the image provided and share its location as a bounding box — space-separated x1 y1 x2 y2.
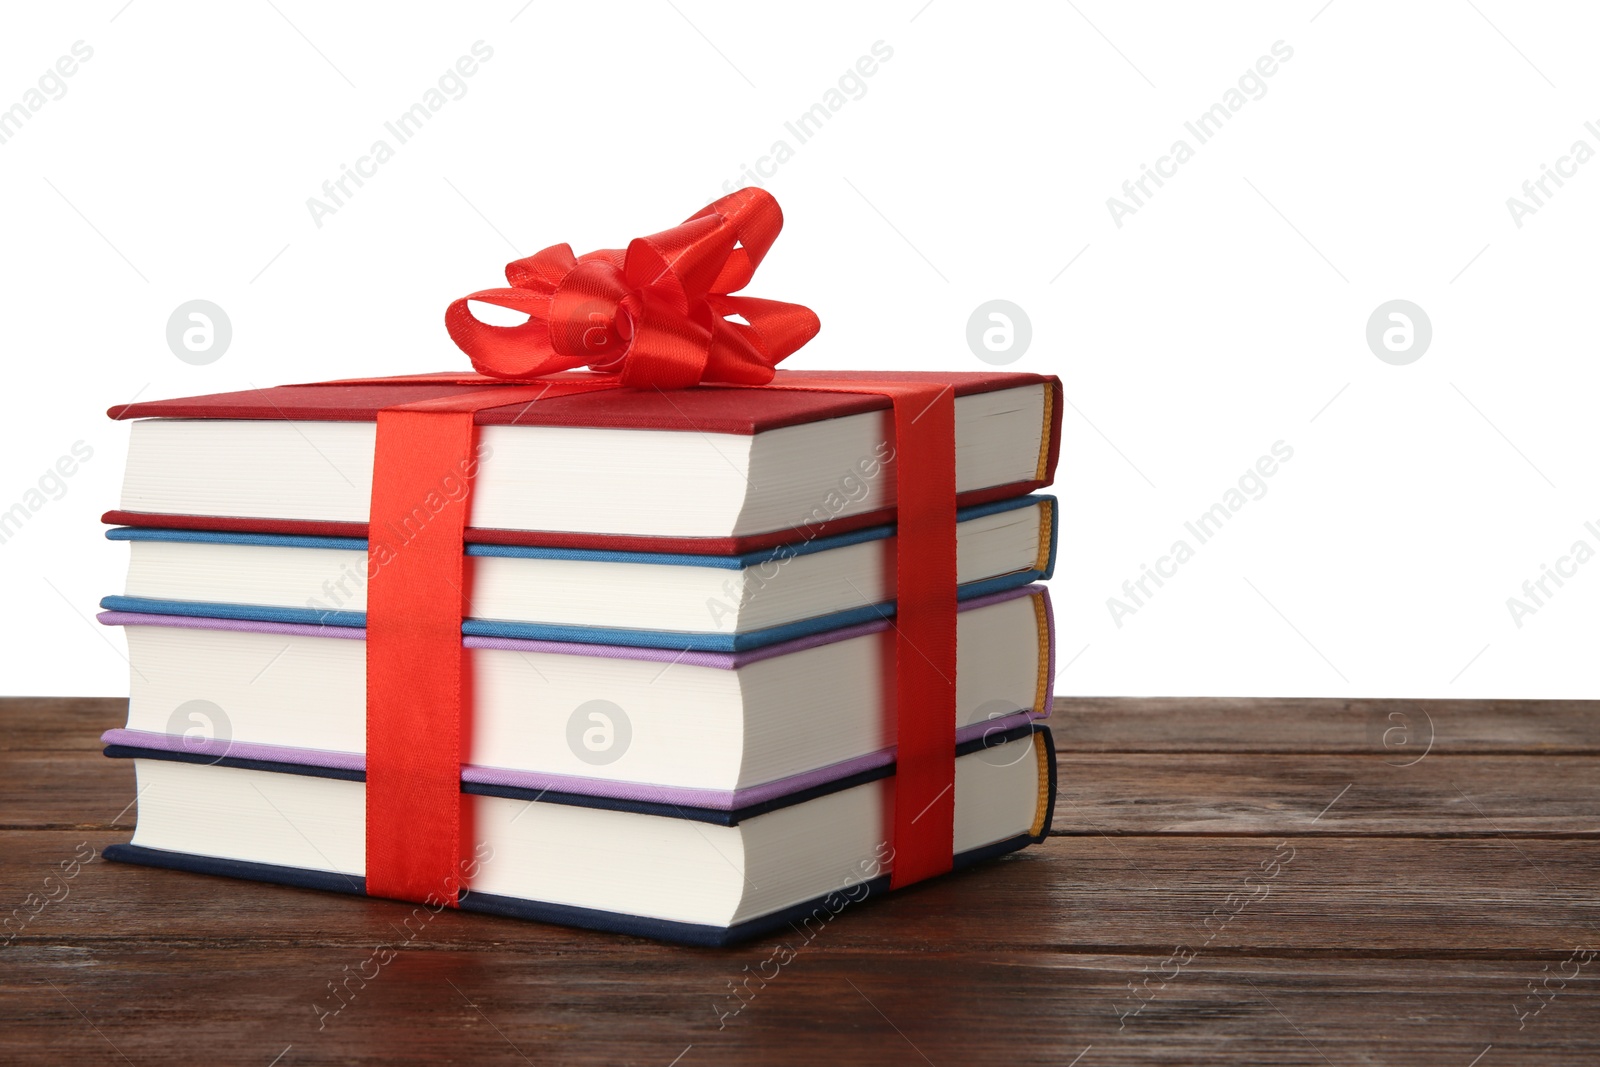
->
1 1 1595 699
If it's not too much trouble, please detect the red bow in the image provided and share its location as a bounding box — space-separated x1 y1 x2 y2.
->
443 188 822 389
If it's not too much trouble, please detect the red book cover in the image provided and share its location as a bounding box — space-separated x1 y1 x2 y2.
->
104 370 1063 554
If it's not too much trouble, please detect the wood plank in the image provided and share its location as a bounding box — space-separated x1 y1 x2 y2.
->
1056 753 1600 836
0 750 135 830
3 944 1597 1066
4 831 1595 956
0 697 122 751
1052 696 1600 754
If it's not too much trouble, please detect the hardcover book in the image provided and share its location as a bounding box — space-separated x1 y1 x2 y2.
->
103 370 1062 554
100 585 1053 807
102 723 1056 946
101 495 1056 652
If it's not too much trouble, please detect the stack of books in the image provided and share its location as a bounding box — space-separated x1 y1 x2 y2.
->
98 370 1062 943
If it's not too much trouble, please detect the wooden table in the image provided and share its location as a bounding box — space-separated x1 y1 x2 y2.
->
3 696 1598 1065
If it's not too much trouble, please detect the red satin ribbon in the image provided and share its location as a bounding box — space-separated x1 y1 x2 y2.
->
443 188 819 389
762 378 955 889
365 382 617 905
365 189 957 907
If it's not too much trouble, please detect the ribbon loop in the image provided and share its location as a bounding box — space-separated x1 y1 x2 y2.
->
444 188 819 387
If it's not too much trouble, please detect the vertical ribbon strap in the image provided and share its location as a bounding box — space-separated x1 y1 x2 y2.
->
883 384 958 888
364 382 617 906
764 379 958 889
365 406 473 905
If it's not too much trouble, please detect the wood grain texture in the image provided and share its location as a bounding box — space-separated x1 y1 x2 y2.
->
1057 753 1600 835
2 696 1598 1066
1050 696 1600 753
